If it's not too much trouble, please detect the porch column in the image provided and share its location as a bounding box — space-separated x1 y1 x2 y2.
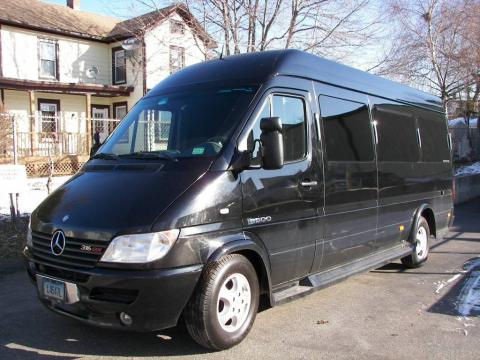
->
29 90 36 156
85 93 92 152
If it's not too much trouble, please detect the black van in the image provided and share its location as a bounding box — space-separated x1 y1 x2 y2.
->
24 50 454 350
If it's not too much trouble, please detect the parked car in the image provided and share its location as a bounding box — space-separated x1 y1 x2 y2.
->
24 50 454 350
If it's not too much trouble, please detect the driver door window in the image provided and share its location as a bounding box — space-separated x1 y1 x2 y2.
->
247 94 307 165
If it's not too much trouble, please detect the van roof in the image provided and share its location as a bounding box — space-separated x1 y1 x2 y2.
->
149 49 444 112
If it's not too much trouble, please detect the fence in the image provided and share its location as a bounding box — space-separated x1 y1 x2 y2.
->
1 113 120 176
449 127 480 163
0 113 15 162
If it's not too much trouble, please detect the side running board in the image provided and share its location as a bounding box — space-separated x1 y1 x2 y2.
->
272 243 413 306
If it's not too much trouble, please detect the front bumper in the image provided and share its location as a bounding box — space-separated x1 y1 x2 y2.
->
24 250 202 332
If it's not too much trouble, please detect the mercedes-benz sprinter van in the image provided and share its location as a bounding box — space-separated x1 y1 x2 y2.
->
24 50 453 350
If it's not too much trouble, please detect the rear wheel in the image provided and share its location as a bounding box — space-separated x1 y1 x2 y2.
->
184 254 259 350
401 216 430 268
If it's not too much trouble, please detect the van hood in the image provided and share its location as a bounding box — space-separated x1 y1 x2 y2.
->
31 158 213 241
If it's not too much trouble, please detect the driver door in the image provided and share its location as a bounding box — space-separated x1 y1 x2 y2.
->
240 86 323 286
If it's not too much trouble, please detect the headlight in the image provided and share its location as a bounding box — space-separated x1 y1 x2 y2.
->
100 230 179 263
26 217 32 248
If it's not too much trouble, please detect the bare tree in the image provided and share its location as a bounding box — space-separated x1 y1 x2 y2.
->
458 2 480 124
378 0 480 108
109 0 380 80
182 0 379 61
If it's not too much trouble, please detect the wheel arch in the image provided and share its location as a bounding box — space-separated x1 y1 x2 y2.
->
208 238 273 307
413 204 436 238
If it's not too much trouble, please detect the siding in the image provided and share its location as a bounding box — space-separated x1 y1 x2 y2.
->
109 41 144 110
1 25 111 84
4 90 30 131
1 14 210 131
34 92 86 132
145 13 206 90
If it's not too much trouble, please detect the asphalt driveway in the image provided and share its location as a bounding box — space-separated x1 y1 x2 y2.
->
1 200 479 360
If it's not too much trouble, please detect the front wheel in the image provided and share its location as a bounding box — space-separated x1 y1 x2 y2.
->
401 216 430 268
184 254 259 350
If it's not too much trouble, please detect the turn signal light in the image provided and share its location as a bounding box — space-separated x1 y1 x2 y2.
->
119 312 133 326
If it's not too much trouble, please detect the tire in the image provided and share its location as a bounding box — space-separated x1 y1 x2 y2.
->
184 254 259 350
401 216 430 268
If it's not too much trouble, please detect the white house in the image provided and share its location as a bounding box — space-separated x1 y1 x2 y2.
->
0 0 214 173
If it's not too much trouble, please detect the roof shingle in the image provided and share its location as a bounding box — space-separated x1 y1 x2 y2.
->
0 0 215 47
0 0 119 40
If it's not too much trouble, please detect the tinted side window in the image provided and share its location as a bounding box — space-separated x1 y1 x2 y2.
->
247 94 307 164
320 96 374 162
417 111 450 162
374 106 419 162
272 95 307 162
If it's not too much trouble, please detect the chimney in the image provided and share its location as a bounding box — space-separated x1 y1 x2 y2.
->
67 0 80 10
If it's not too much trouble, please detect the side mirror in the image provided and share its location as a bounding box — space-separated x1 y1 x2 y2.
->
260 117 284 170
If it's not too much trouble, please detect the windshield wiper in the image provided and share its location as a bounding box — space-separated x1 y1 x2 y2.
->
91 152 118 160
119 151 178 161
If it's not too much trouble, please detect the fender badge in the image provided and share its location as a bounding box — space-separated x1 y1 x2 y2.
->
62 215 70 222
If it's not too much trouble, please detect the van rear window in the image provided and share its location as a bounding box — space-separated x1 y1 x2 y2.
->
320 96 374 162
374 106 419 162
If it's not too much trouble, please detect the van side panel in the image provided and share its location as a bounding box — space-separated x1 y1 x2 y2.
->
314 83 378 271
370 96 452 250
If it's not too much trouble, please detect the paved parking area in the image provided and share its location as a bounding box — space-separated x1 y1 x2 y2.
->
1 200 479 360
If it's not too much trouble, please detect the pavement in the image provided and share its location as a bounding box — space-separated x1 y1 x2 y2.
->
1 200 479 360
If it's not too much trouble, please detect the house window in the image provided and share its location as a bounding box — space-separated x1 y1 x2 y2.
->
113 102 128 120
112 47 126 84
38 99 60 132
38 39 58 80
169 46 185 74
113 102 128 143
170 20 185 34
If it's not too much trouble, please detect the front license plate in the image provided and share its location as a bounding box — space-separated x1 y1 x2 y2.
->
43 278 65 301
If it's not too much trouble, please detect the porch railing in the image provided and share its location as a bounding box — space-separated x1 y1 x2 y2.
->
0 113 120 160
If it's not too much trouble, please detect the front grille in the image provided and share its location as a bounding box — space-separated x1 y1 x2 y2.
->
37 264 90 283
89 287 139 304
32 231 107 270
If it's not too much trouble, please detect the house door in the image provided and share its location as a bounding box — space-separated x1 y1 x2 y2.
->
39 100 59 133
92 107 109 143
38 99 60 156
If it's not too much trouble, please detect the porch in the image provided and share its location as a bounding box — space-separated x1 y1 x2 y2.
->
0 81 133 176
0 112 120 177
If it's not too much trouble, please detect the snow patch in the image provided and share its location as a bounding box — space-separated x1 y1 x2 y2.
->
455 161 480 176
449 117 478 128
434 273 463 294
0 176 71 218
457 258 480 317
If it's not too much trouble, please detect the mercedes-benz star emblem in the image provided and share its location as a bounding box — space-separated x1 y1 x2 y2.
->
50 230 66 256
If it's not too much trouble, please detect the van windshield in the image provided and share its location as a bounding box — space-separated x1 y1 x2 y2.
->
98 86 257 159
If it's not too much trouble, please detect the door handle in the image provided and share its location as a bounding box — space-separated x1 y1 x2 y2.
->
300 180 318 187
